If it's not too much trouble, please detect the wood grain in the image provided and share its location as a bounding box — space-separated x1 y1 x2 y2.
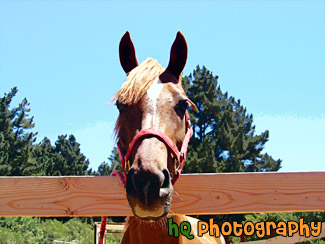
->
0 172 324 216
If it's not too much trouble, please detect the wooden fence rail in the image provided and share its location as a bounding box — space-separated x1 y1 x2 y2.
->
0 172 324 217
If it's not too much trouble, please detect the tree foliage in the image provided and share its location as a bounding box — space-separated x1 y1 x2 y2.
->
0 87 37 176
91 147 120 176
182 66 281 173
32 135 90 176
0 88 89 176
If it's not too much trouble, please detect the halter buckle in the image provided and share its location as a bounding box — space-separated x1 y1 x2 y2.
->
174 157 181 174
125 159 131 171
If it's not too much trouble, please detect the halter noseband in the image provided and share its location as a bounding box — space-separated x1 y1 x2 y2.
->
113 110 193 186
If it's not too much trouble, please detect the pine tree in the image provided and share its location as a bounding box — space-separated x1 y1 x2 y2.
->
32 135 90 176
32 137 57 176
182 66 281 173
0 87 37 176
54 135 90 176
95 147 121 176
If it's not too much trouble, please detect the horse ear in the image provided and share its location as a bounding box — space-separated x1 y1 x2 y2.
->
119 31 139 74
167 31 188 81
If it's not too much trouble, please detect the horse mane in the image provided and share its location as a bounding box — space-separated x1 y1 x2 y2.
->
112 58 164 105
112 58 165 139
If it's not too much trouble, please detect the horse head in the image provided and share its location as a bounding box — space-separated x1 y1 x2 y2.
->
113 31 197 221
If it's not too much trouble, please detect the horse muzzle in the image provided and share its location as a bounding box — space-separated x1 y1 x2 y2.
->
126 167 173 221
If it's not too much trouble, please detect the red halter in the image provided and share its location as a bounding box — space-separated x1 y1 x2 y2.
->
112 110 193 186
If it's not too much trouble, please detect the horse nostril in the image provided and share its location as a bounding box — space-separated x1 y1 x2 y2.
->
161 169 171 188
126 169 137 197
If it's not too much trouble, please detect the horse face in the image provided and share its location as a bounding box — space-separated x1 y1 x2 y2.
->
116 32 189 221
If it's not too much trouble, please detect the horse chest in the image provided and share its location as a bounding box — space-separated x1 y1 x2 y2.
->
121 217 180 244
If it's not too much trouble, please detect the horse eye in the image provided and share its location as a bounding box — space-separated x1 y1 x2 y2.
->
177 100 189 112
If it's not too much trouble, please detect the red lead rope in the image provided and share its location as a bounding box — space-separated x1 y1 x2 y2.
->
98 216 107 244
99 110 193 243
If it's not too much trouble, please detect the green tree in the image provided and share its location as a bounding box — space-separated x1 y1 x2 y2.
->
182 66 281 173
32 135 90 176
95 147 121 176
0 87 37 176
31 137 57 176
54 135 89 176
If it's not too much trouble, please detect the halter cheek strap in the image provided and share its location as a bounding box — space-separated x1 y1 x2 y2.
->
112 110 193 186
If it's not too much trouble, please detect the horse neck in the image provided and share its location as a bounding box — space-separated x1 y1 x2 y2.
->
122 216 182 244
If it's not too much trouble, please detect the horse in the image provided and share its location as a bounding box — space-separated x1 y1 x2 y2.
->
112 31 225 244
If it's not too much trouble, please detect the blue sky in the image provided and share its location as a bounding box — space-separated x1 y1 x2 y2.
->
0 0 324 172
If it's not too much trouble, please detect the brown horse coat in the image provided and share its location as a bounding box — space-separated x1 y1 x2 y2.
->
121 215 225 244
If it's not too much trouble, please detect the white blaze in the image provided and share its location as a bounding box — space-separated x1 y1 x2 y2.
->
142 77 163 129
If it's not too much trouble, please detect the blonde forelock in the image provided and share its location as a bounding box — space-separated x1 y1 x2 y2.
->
112 58 165 105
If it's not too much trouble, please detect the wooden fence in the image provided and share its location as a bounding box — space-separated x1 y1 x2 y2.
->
1 172 324 216
1 172 324 243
